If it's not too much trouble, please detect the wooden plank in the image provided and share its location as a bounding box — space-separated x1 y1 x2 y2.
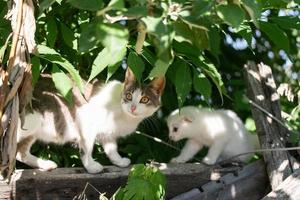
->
0 163 216 200
171 160 269 200
262 168 300 200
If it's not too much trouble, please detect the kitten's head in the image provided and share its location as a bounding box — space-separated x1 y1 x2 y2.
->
167 109 194 141
121 67 165 119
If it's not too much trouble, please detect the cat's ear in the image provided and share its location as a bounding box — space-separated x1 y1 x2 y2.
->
183 116 193 123
148 76 166 95
124 67 137 85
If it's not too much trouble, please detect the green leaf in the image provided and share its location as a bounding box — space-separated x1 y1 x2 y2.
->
260 21 290 53
60 22 76 50
36 44 84 93
242 0 261 27
174 59 192 107
141 16 174 56
127 51 145 82
258 0 288 9
141 47 156 67
217 4 245 28
192 27 209 50
174 21 209 50
89 44 126 82
106 47 127 81
97 23 129 53
122 6 147 18
191 57 226 103
208 25 221 56
78 23 99 53
270 16 300 30
107 0 124 10
52 65 73 104
148 60 169 78
46 18 57 48
191 0 212 18
39 0 57 12
237 24 252 47
89 47 111 82
193 70 212 104
31 56 41 86
67 0 103 11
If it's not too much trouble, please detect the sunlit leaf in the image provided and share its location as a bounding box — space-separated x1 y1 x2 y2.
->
193 70 212 104
36 44 84 92
97 23 129 53
242 0 261 27
89 44 126 82
52 65 73 104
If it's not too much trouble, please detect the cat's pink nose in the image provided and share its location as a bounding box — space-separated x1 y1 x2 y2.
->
131 105 136 112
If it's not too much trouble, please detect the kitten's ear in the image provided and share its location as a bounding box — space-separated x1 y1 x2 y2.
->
148 76 166 95
124 67 136 85
183 116 193 123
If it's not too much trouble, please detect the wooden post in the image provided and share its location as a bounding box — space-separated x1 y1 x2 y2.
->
244 61 297 190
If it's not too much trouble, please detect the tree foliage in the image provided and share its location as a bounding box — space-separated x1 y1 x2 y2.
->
0 0 299 172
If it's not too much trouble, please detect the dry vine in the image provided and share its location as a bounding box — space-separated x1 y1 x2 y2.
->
0 0 36 180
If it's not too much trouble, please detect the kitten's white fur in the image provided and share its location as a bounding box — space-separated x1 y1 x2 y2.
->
17 75 164 173
167 106 259 165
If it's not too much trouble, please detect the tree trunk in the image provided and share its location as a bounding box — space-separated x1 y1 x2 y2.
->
244 61 297 190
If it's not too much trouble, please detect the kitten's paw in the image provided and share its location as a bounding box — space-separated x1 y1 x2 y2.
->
202 157 216 165
170 157 186 163
38 160 58 171
85 161 104 174
114 157 131 167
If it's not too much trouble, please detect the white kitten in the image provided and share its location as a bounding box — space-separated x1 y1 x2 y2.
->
167 106 259 165
16 68 165 173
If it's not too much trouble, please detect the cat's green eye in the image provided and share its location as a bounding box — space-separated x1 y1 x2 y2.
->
126 93 132 101
140 96 149 104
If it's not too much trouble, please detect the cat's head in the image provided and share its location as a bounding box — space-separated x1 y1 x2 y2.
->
167 109 194 141
121 67 165 119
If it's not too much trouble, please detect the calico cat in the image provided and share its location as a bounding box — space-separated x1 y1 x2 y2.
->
167 106 259 165
16 67 165 173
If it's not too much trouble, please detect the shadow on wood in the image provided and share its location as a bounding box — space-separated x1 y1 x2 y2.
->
0 160 269 200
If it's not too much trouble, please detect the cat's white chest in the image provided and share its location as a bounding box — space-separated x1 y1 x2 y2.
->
77 105 140 140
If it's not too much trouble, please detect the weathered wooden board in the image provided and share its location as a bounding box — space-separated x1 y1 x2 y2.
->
262 168 300 200
0 160 270 200
244 61 296 190
0 163 218 200
171 160 269 200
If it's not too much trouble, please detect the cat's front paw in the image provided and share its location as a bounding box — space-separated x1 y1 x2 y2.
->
85 161 104 174
202 157 216 165
170 157 186 163
38 160 58 171
114 157 131 167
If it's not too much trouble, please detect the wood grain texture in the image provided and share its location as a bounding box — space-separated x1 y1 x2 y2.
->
1 163 217 200
262 168 300 200
171 160 269 200
244 61 296 190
